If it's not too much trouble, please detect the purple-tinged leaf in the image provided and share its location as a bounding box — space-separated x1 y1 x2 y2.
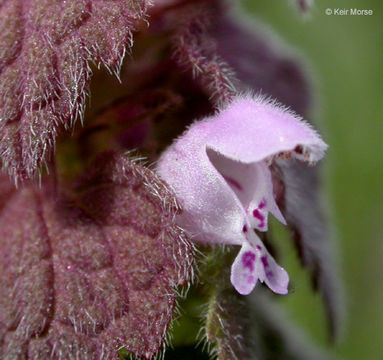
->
0 152 194 359
273 160 341 338
0 0 148 183
0 173 16 214
172 3 237 107
211 13 311 116
75 89 185 161
0 187 53 360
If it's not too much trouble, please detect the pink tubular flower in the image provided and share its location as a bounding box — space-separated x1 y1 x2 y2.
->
156 95 328 296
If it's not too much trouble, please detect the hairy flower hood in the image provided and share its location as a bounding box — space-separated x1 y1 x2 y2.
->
156 94 328 295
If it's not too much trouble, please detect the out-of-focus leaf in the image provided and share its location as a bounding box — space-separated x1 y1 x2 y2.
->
211 13 341 337
274 160 341 337
76 89 184 160
249 291 333 360
0 0 148 183
295 0 314 13
0 152 194 360
211 12 310 116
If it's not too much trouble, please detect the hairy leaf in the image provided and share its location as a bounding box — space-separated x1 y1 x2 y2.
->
200 249 252 360
205 283 252 359
172 3 237 107
0 172 15 213
203 282 333 360
0 0 148 183
212 13 341 336
0 152 194 360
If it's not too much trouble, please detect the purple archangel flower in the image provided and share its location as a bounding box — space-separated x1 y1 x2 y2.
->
156 94 328 295
0 0 340 357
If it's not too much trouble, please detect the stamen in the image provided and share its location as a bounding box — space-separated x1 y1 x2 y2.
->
294 145 303 154
223 175 243 191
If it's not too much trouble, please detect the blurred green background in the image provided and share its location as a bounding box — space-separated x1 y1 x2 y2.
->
241 0 383 359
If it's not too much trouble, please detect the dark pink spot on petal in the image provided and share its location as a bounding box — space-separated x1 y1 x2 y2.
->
242 251 256 272
258 198 267 209
242 225 248 233
253 209 264 221
223 175 243 191
261 255 269 268
256 245 262 251
253 209 266 229
266 271 274 278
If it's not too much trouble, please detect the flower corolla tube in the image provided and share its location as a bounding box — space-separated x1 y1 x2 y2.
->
156 95 328 295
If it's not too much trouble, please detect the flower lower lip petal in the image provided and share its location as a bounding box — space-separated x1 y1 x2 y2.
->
259 250 289 295
231 242 259 295
230 237 289 296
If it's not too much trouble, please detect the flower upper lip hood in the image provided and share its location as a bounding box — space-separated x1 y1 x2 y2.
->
156 94 328 296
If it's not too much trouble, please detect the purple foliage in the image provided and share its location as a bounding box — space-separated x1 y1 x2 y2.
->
0 153 193 359
211 13 311 116
0 0 339 358
0 0 148 183
171 3 236 106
